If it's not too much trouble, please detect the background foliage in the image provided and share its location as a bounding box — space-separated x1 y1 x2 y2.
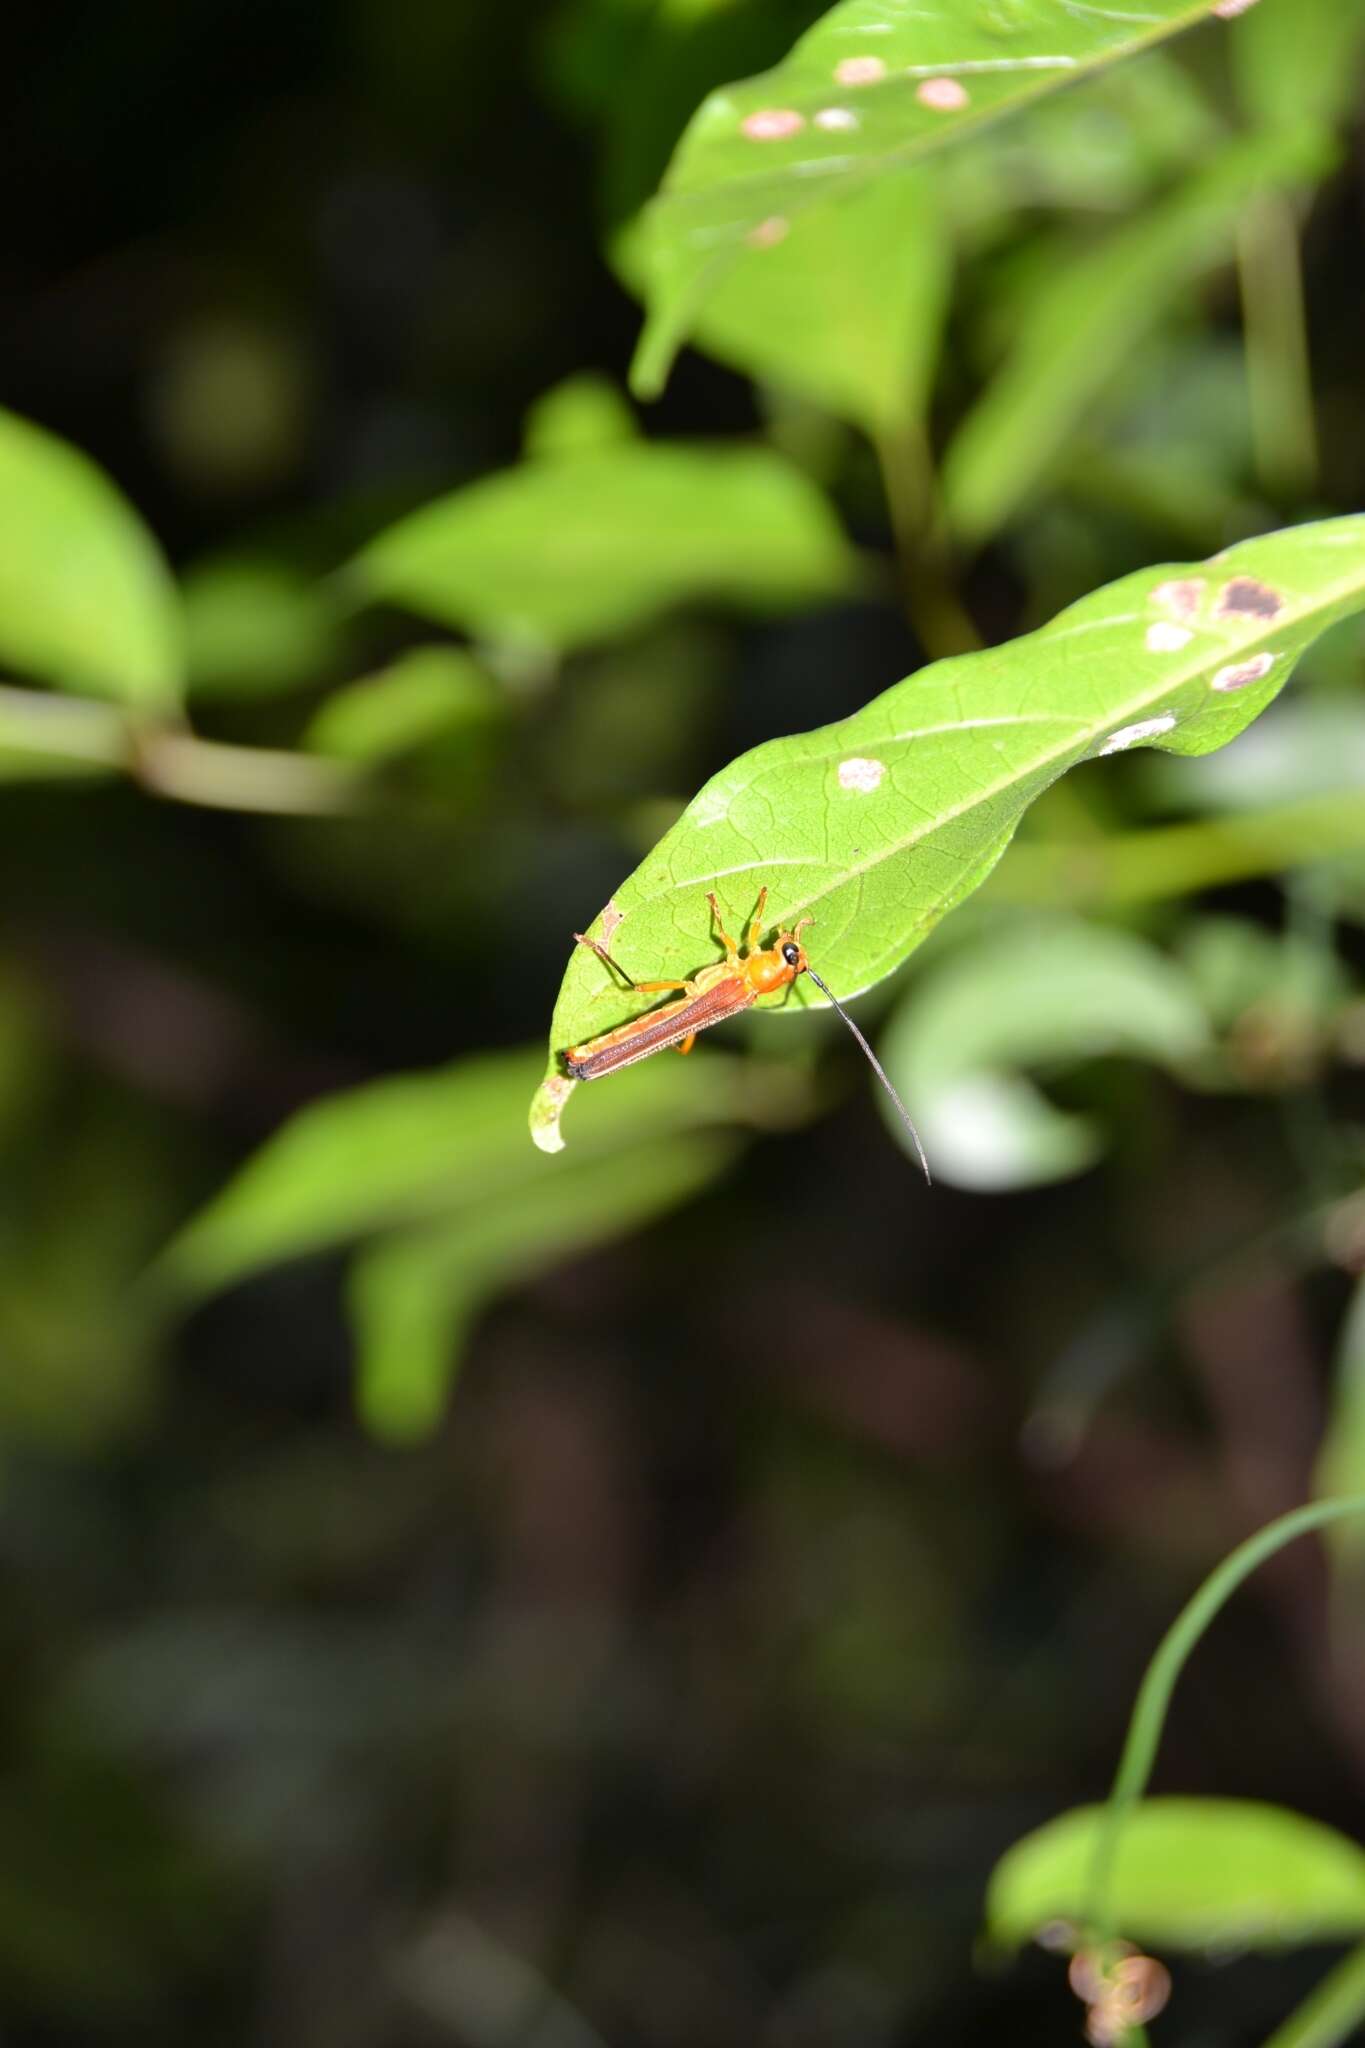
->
2 0 1365 2042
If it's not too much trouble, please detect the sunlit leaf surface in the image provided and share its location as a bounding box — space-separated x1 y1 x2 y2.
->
536 516 1365 1145
633 0 1220 395
987 1798 1365 1950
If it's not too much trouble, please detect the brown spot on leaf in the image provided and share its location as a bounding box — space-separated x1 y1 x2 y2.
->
1215 576 1283 621
1211 652 1276 693
599 899 624 947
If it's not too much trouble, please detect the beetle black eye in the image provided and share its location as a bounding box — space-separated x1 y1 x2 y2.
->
781 941 801 967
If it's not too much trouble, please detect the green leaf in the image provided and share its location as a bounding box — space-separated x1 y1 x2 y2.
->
521 373 639 461
1231 0 1365 139
986 1798 1365 1951
652 170 952 437
347 440 859 655
350 1132 735 1440
304 647 501 763
182 554 340 700
631 0 1222 398
0 408 181 709
878 917 1207 1188
535 515 1365 1145
940 125 1332 544
160 1044 805 1301
1315 1277 1365 1564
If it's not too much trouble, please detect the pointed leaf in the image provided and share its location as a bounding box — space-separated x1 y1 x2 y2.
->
632 0 1224 396
987 1798 1365 1951
0 408 181 708
536 516 1365 1143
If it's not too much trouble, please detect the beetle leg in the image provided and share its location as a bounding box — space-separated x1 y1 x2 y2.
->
744 884 769 954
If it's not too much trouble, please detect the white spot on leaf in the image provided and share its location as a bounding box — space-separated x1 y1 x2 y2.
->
599 899 624 947
1153 577 1205 620
814 106 859 131
1213 0 1261 16
1211 652 1276 693
838 756 885 792
1099 714 1177 755
1145 621 1193 653
835 56 887 85
747 215 789 249
742 108 804 140
917 76 970 110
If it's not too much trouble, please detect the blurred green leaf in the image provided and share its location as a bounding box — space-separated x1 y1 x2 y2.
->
878 917 1207 1188
1177 913 1346 1036
348 440 859 655
182 554 340 700
941 126 1331 544
1315 1276 1365 1563
1231 0 1365 138
1144 697 1365 813
537 516 1365 1142
351 1132 735 1439
987 1798 1365 1950
162 1044 806 1300
639 170 952 437
0 407 181 708
522 373 639 460
631 0 1220 397
305 647 502 763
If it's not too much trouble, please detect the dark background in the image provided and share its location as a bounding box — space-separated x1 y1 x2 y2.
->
2 3 1364 2043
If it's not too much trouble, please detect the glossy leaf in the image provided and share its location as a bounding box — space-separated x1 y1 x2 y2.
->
987 1798 1365 1951
305 648 501 763
347 441 860 655
878 917 1208 1188
632 0 1221 397
941 126 1331 544
535 516 1365 1145
350 1132 735 1440
0 407 181 709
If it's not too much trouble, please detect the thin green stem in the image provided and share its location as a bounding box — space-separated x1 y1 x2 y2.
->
1260 1941 1365 2048
873 425 982 659
1087 1494 1365 1943
988 793 1365 910
1238 192 1318 505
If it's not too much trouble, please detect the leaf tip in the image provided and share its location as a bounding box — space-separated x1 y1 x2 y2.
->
529 1073 575 1153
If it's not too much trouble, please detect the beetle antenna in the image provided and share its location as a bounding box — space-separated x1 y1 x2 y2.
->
803 967 931 1184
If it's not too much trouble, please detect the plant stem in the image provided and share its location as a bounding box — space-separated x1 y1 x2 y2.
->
874 425 982 659
1259 1942 1365 2048
1087 1494 1365 1943
132 730 358 815
988 793 1365 909
1238 191 1318 505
